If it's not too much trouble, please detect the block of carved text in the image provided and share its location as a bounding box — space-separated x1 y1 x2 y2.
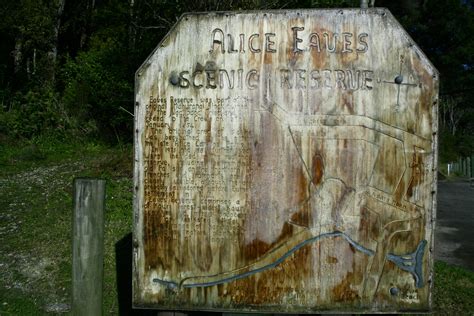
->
133 8 439 313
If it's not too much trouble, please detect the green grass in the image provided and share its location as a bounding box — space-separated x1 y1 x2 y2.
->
0 137 133 315
433 261 474 314
0 287 42 315
0 138 473 314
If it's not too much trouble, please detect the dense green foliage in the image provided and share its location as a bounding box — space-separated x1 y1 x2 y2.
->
1 0 473 158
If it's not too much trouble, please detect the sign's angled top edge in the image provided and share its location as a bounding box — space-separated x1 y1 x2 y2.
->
382 10 439 76
136 7 438 81
179 7 387 16
135 13 188 79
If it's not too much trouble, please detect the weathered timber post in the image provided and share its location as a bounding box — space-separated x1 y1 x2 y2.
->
465 158 469 177
72 178 106 316
467 157 471 178
471 155 474 186
471 155 474 176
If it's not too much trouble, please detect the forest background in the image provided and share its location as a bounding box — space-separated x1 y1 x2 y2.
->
0 0 473 163
1 1 474 314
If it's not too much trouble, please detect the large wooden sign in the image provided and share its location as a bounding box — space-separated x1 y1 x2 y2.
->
133 8 438 313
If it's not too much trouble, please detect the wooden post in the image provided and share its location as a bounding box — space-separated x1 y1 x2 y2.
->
471 155 474 187
471 155 474 177
72 178 106 316
467 157 471 178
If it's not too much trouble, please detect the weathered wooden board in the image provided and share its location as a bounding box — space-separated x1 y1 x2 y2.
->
133 8 438 313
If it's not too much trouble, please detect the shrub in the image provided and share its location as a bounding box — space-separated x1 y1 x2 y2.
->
61 38 134 143
0 86 76 139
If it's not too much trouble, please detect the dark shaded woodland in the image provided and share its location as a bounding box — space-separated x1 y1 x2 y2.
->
0 0 473 161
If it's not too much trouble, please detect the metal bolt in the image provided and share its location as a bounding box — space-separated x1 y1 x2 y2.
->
169 71 179 85
390 287 399 296
133 238 139 248
205 61 217 71
394 75 404 84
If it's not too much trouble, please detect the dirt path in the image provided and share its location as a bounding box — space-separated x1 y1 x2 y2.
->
435 180 474 271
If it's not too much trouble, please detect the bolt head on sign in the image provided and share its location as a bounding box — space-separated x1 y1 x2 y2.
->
133 8 438 313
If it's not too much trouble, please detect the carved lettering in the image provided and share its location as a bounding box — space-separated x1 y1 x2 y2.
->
249 33 261 53
265 33 277 53
292 26 304 53
246 69 259 89
280 69 292 89
310 70 320 89
357 33 369 53
239 34 245 52
209 28 368 54
335 70 346 89
219 69 235 89
309 33 321 52
179 71 190 88
295 69 306 89
210 28 225 53
342 32 353 53
227 34 238 53
192 70 204 88
323 32 337 53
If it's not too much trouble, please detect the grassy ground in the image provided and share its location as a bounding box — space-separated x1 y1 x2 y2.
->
0 138 473 314
0 138 133 315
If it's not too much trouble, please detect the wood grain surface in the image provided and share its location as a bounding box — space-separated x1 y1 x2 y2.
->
133 8 438 313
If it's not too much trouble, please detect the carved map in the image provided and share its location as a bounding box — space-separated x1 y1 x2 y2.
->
133 9 438 313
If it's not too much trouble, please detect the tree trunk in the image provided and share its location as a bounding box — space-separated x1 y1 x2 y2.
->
48 0 66 83
33 48 36 75
128 0 136 50
80 0 95 49
13 36 22 74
